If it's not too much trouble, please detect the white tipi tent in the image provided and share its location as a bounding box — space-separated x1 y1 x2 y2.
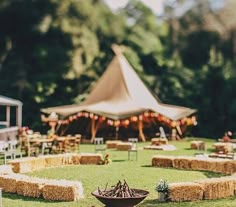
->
42 46 196 141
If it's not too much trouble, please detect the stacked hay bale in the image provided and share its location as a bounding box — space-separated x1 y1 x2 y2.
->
61 153 76 165
213 143 233 154
190 141 205 150
44 155 65 167
152 156 174 168
42 179 84 201
172 156 193 170
0 173 84 201
196 177 234 199
190 158 211 172
79 153 102 164
187 158 236 175
30 157 47 171
72 154 81 164
44 154 76 167
8 158 30 173
151 138 168 145
116 143 132 151
0 174 29 193
168 182 204 201
0 165 14 175
205 159 236 175
106 140 122 149
8 157 46 173
152 155 236 175
229 175 236 194
16 177 47 198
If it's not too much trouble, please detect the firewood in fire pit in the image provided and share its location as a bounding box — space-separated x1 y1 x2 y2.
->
97 180 145 198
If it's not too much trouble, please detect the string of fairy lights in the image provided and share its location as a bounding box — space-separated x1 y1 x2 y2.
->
57 111 197 128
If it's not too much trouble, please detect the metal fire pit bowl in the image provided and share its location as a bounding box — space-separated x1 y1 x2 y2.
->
91 189 149 207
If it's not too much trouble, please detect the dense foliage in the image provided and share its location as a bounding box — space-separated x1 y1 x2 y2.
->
1 0 236 138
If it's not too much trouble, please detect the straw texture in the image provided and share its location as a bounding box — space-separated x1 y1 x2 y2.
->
169 182 204 201
42 179 83 201
152 155 174 168
196 177 234 199
79 153 102 164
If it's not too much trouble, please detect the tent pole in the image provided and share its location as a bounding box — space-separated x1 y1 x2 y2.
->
6 106 10 127
176 125 183 138
55 122 61 134
115 126 119 140
60 124 69 136
138 119 146 142
16 105 22 127
91 118 98 143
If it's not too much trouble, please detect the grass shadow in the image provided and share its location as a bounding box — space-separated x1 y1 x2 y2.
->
138 198 170 206
3 193 62 203
184 148 195 150
112 159 126 162
206 148 215 153
141 165 153 168
203 171 226 178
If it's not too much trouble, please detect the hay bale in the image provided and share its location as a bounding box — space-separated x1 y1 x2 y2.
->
0 174 29 193
42 179 83 201
173 157 193 170
169 182 204 202
151 138 168 145
45 153 76 165
190 158 211 172
116 143 132 151
30 157 47 172
0 165 14 175
8 159 24 173
226 175 236 195
213 143 233 153
190 141 205 150
61 153 76 165
44 155 64 167
196 177 234 199
210 160 236 175
79 153 102 164
0 175 17 193
8 157 46 173
220 160 236 175
72 155 81 165
106 140 122 149
16 177 46 198
152 155 174 168
190 158 222 172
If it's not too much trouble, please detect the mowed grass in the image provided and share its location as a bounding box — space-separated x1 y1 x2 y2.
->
2 138 236 207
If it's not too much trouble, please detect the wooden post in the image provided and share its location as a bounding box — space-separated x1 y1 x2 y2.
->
115 126 119 140
176 125 183 137
16 105 22 127
91 118 97 143
138 119 146 142
6 106 10 127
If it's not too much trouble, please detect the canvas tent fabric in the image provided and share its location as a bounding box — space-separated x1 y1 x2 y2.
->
0 95 22 106
0 96 22 140
42 52 196 121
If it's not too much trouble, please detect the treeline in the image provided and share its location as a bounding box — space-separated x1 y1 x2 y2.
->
1 0 236 138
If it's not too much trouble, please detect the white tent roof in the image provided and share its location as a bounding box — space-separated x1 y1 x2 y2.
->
42 53 196 121
0 95 22 106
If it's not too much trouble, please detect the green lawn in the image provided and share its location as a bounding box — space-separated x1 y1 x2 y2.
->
2 138 236 207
